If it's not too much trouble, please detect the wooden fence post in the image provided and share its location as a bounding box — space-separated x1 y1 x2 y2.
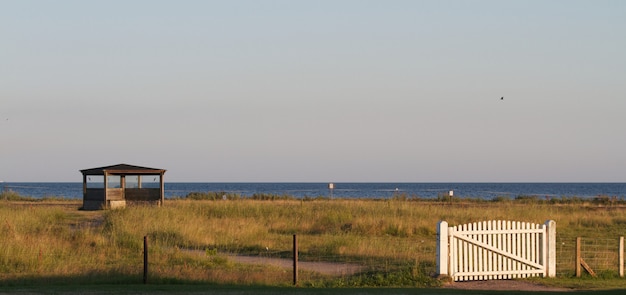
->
436 221 449 277
618 236 624 278
293 234 298 286
576 236 596 277
144 235 148 284
576 237 581 277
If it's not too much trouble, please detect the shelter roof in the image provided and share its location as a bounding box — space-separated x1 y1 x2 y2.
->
80 164 166 176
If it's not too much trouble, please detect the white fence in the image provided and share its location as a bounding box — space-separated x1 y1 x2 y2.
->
437 220 556 281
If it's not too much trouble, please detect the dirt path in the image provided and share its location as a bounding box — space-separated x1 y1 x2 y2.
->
443 280 571 292
228 255 570 292
228 255 365 276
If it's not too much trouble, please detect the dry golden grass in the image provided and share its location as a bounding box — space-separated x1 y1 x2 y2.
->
2 198 626 286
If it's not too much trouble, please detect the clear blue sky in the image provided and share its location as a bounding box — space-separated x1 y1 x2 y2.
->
2 0 625 182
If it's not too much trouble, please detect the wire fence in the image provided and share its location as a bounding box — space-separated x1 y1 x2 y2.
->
556 235 623 277
153 235 439 285
164 233 625 284
9 230 624 285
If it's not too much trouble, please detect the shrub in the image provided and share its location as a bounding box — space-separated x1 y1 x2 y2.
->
515 195 541 203
491 195 511 202
184 191 242 200
0 190 36 201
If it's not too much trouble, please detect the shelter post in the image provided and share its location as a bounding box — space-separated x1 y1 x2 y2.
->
160 172 165 206
82 174 87 195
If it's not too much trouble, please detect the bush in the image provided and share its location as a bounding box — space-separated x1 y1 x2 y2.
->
515 195 541 203
491 195 511 202
436 193 458 203
0 190 36 201
184 191 242 200
250 193 293 200
593 195 618 205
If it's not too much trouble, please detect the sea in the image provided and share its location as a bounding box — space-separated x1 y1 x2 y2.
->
2 182 626 200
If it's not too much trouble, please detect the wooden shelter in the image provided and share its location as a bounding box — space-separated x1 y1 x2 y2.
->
80 164 166 210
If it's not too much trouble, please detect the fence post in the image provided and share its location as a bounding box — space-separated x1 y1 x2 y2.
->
293 234 298 286
437 221 449 276
544 220 556 277
618 236 624 278
144 235 149 284
576 237 581 277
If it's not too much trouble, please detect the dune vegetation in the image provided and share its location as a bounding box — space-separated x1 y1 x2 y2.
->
2 191 626 289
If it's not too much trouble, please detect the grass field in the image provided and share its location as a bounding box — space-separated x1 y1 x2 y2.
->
2 192 626 293
1 283 626 295
1 284 622 295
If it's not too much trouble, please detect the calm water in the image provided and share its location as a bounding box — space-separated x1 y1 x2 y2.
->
2 182 626 200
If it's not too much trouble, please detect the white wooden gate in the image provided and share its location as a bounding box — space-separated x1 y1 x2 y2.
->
437 220 556 281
